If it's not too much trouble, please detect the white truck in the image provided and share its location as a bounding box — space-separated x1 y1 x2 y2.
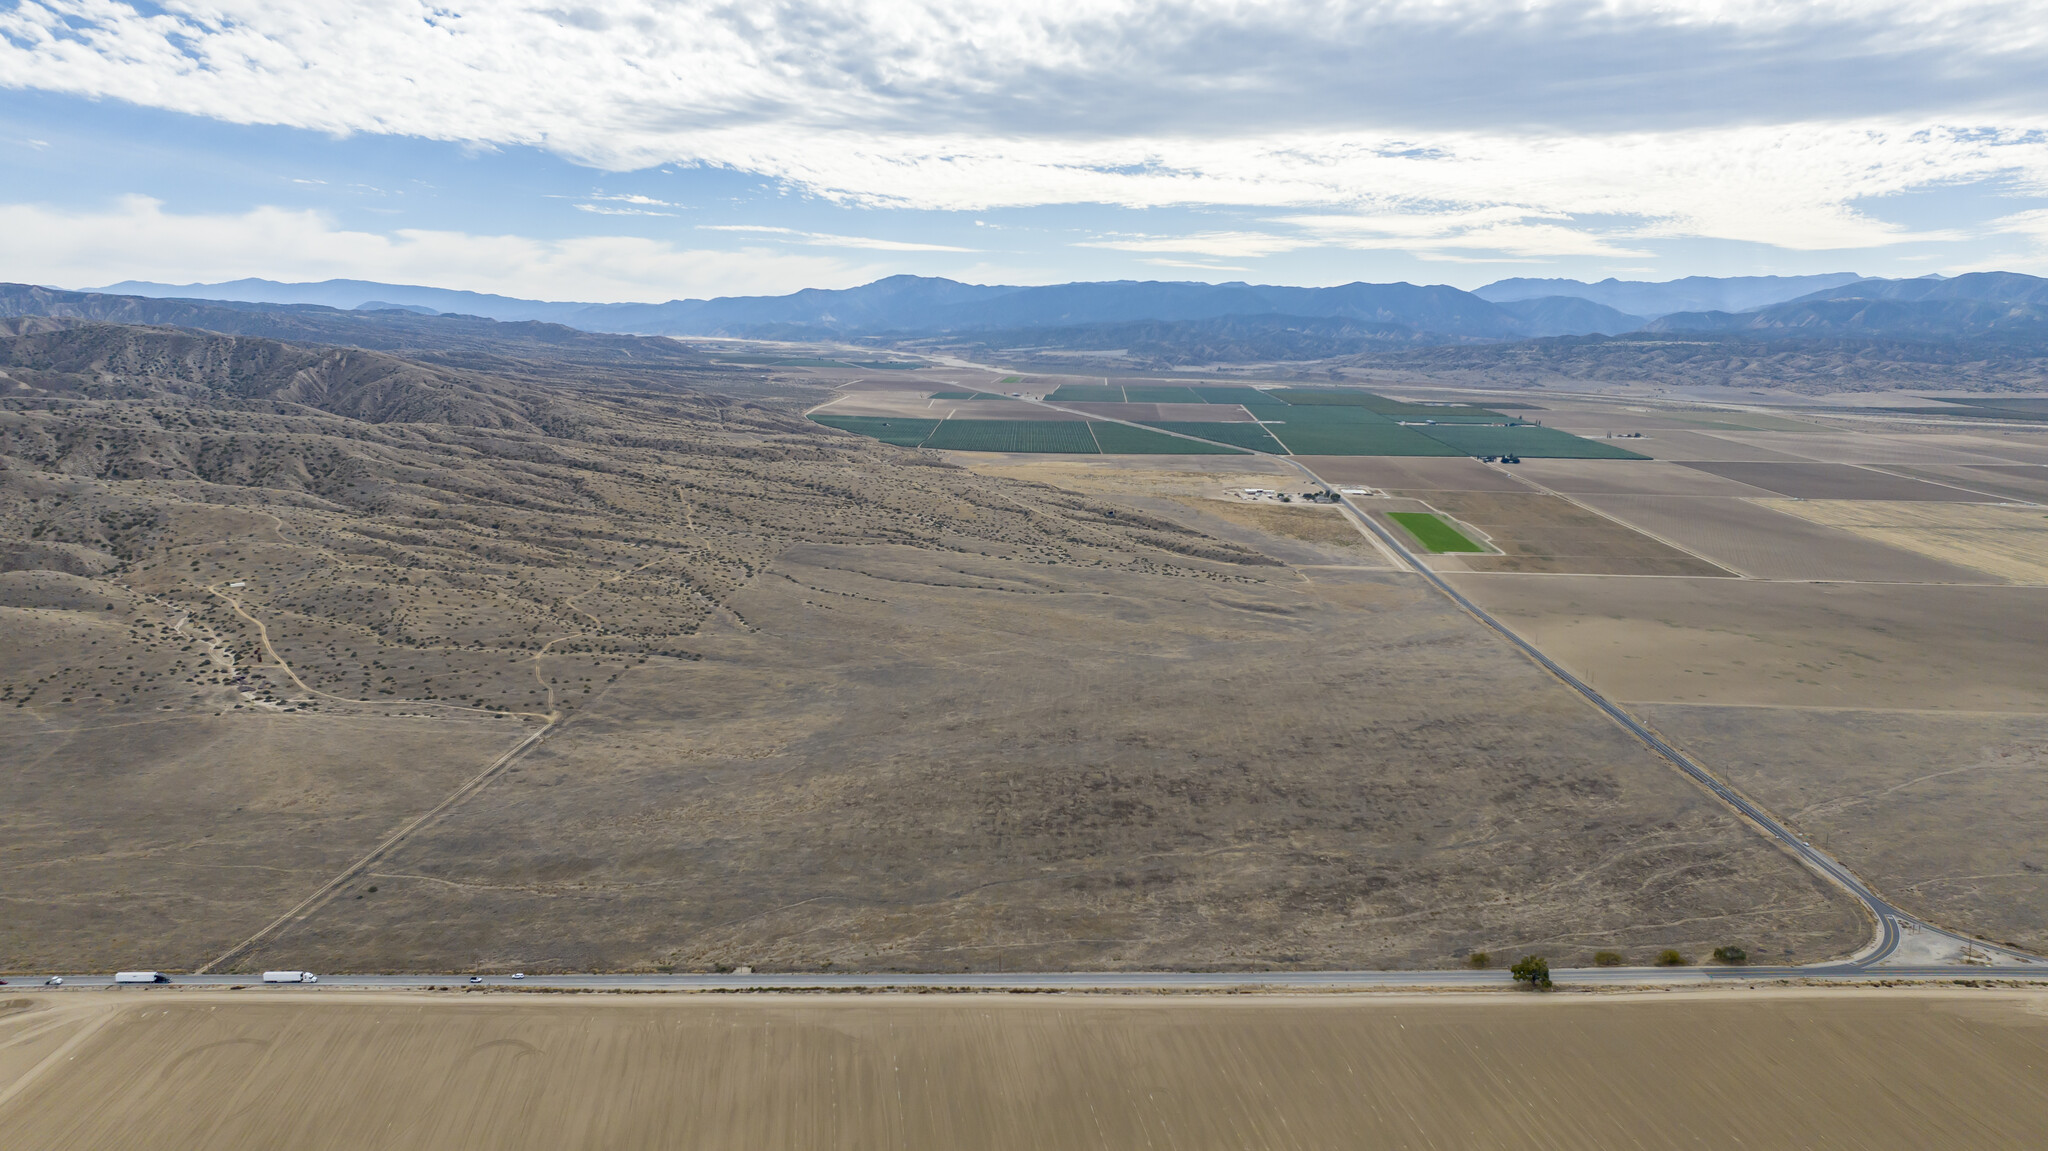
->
113 971 169 984
261 971 319 984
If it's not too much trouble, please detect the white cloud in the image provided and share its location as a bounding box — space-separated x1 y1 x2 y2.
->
695 225 975 252
1140 258 1252 272
4 2 2048 265
1080 231 1312 258
0 196 877 300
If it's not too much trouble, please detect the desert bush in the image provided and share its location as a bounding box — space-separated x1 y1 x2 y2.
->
1510 955 1552 989
1712 946 1749 965
1593 951 1625 967
1466 951 1491 969
1656 949 1689 966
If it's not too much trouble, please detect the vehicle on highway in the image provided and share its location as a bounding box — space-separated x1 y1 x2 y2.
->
44 977 61 986
262 970 319 983
114 971 170 984
512 973 526 980
469 976 484 984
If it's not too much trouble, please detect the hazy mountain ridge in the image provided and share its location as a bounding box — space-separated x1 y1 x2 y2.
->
1474 273 1863 315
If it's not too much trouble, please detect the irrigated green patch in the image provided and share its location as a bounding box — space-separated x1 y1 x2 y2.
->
1269 389 1503 420
1141 421 1287 453
1389 512 1485 553
923 419 1102 453
1088 422 1245 454
808 414 942 446
1414 424 1649 459
1044 384 1127 402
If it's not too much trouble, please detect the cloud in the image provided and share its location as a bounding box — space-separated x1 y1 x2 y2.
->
695 225 975 252
0 196 877 300
5 2 2048 264
1080 231 1312 258
575 203 676 216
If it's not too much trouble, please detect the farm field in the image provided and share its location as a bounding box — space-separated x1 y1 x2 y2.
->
1261 417 1464 456
1405 491 1729 576
5 991 2046 1151
1140 420 1289 452
1677 461 1984 501
1297 455 1530 491
1759 499 2048 584
1387 511 1483 552
922 420 1101 453
1088 421 1244 454
1413 423 1647 459
1564 494 1992 582
1445 576 2048 711
806 414 941 446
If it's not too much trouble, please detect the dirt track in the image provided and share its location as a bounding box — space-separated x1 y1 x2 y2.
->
3 989 2045 1150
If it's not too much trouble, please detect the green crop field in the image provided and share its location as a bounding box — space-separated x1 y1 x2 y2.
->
1388 512 1485 553
808 414 942 446
1089 422 1245 454
1044 384 1127 402
927 391 1001 400
1185 386 1278 405
1122 385 1209 403
1414 423 1649 459
999 376 1023 384
1140 421 1287 452
1261 418 1463 456
1269 389 1505 420
1241 403 1392 425
922 419 1102 453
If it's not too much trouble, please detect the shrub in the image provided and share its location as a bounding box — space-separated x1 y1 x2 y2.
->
1656 949 1689 966
1593 951 1625 967
1510 955 1553 990
1466 951 1491 969
1712 946 1749 965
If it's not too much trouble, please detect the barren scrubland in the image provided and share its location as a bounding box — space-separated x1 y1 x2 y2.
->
0 323 1879 974
4 990 2047 1150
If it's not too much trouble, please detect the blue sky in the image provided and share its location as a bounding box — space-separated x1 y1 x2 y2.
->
4 1 2048 301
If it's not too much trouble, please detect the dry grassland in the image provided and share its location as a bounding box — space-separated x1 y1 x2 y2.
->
1292 455 1526 491
220 542 1862 974
4 991 2047 1151
1180 500 1372 549
1644 706 2048 952
1566 495 1994 582
1622 429 1812 462
1761 499 2048 584
1446 576 2048 711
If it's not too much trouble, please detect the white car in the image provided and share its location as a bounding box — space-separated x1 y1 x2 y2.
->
468 976 484 984
511 973 526 980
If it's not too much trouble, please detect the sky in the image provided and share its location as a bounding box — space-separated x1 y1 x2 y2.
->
4 0 2048 302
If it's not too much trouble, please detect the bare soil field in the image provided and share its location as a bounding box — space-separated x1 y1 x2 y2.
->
1620 429 1813 462
1446 577 2048 711
1677 462 1985 501
1566 495 1996 582
1645 705 2048 952
1696 430 2035 467
1509 459 1781 498
1761 500 2048 584
1396 490 1729 576
1889 464 2048 503
4 990 2046 1151
1292 455 1527 491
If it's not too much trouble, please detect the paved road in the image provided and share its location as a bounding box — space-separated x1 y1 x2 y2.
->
19 963 2040 992
1014 395 2041 974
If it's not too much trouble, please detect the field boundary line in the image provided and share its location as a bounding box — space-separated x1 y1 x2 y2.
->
194 723 553 974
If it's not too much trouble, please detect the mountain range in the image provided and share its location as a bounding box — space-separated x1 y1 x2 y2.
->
44 270 2048 360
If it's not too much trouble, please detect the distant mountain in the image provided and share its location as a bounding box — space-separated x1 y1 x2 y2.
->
85 274 1620 342
1474 273 1862 317
1645 272 2048 339
100 277 576 322
1783 271 2048 307
1488 296 1645 337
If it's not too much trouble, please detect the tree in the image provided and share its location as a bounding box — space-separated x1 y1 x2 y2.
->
1510 954 1552 989
1656 949 1689 966
1712 946 1749 965
1466 951 1491 969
